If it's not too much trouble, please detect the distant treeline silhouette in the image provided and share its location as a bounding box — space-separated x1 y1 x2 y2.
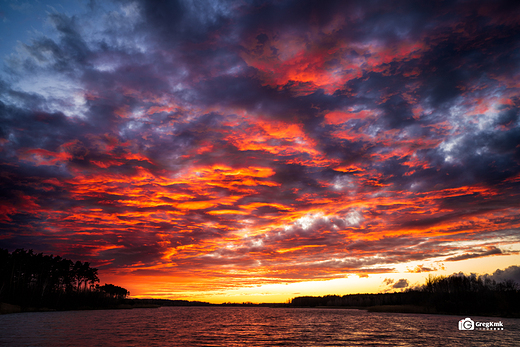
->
291 273 520 317
0 249 129 311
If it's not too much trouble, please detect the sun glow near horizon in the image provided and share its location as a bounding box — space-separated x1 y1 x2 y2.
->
99 253 520 304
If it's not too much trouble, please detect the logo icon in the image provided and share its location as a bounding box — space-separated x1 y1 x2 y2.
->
459 318 474 330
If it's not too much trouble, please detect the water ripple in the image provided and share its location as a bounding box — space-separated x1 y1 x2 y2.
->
0 307 518 346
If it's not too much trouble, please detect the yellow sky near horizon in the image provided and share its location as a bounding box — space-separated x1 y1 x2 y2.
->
100 252 520 304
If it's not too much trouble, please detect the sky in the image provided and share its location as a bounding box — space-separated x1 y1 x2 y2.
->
1 0 520 303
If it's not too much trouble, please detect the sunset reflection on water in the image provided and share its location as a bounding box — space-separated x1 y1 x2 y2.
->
1 307 519 346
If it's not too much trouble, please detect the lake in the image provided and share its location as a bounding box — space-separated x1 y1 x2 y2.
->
0 307 518 346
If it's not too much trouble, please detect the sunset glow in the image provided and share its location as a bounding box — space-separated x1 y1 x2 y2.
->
1 0 519 303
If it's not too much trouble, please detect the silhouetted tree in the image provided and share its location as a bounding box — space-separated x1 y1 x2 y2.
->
0 249 108 309
100 283 129 299
290 273 520 316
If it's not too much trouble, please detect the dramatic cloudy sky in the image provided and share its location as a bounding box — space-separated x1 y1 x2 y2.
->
1 0 519 302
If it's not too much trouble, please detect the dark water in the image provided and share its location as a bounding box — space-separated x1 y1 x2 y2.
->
0 307 518 346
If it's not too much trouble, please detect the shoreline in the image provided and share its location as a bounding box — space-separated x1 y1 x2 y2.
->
2 302 519 319
300 305 520 319
0 302 161 315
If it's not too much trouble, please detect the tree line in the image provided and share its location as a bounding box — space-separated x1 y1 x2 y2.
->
0 249 129 311
290 273 520 317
